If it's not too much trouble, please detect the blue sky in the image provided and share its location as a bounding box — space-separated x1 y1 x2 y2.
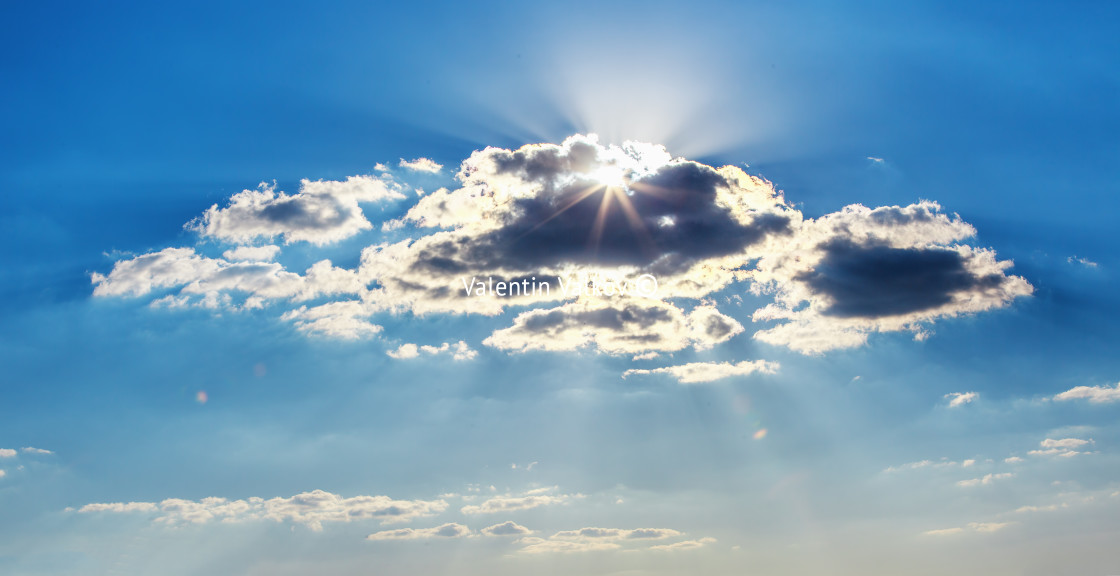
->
2 1 1120 574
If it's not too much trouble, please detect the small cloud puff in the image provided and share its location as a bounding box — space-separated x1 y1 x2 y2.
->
945 391 978 407
399 157 443 173
387 341 477 361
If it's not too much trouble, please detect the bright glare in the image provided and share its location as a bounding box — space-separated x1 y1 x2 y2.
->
590 165 628 189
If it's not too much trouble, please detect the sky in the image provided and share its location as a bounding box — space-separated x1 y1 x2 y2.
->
2 1 1119 574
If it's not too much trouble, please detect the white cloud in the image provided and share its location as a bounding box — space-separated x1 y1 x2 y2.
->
515 526 694 554
0 469 6 478
945 391 978 407
0 449 16 458
623 359 778 384
1004 456 1024 464
1029 437 1093 457
480 521 533 536
398 157 443 173
282 301 383 340
1067 255 1098 268
366 523 470 540
924 522 1011 536
387 341 477 361
957 473 1013 487
187 177 405 246
460 487 576 515
222 245 281 262
21 447 54 455
650 537 717 551
1054 382 1120 404
516 537 620 554
551 527 682 541
78 489 448 532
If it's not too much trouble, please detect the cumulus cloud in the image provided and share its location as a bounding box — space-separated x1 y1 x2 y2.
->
550 527 682 541
623 359 778 384
0 449 16 458
1029 438 1093 457
366 523 470 540
749 202 1032 354
387 340 477 361
222 245 281 262
77 489 448 532
399 158 443 173
1054 382 1120 404
92 135 1031 358
945 391 978 407
480 521 533 536
460 487 576 515
188 177 405 246
483 300 742 355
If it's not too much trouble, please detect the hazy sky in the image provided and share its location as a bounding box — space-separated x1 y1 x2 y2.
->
2 2 1119 575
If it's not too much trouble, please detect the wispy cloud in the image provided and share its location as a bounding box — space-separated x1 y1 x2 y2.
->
623 359 778 383
924 522 1011 536
945 391 978 407
460 487 577 515
77 489 448 532
366 523 470 540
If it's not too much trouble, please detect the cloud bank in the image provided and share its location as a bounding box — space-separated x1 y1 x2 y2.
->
93 135 1031 358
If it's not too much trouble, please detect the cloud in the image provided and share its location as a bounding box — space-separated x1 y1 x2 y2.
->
222 245 281 262
480 521 533 536
92 135 1030 359
550 527 682 541
1029 437 1093 457
515 526 692 554
387 340 477 361
748 202 1032 354
1054 382 1120 404
77 489 448 532
399 158 444 173
0 470 6 478
187 177 405 246
883 458 969 473
924 522 1011 536
366 523 470 540
483 300 742 355
0 449 16 458
945 391 978 407
957 473 1013 487
460 487 575 515
93 248 362 303
650 537 717 551
623 359 778 384
516 537 621 554
20 447 53 455
1067 256 1099 268
362 134 795 317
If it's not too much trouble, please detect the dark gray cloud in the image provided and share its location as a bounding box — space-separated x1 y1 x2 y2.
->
799 239 1007 319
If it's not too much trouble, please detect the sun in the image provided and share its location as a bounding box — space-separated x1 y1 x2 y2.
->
589 164 628 190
